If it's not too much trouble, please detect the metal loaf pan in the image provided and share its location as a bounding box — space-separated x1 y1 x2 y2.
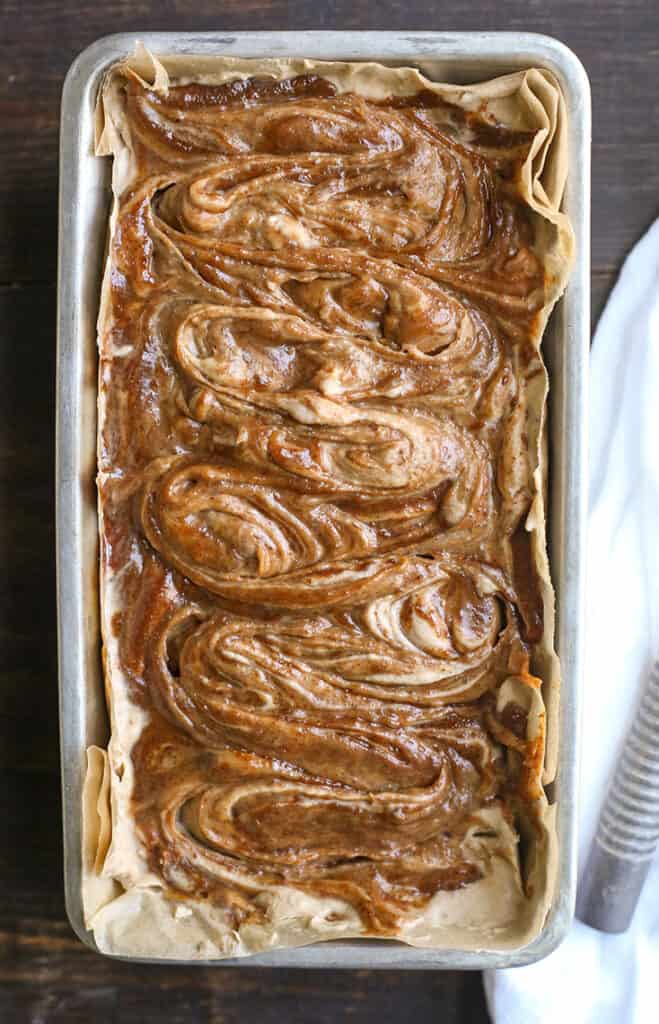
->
57 31 590 968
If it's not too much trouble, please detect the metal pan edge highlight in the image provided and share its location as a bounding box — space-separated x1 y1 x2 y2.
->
56 30 590 968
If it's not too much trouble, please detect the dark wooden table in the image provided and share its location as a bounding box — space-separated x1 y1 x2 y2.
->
1 2 657 1021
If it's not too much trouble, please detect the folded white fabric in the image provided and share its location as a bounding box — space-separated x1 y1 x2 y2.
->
485 218 659 1024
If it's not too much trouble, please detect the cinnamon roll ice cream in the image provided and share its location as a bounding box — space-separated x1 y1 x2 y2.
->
82 46 574 959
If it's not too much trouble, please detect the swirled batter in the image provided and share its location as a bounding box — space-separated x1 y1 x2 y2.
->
94 57 568 948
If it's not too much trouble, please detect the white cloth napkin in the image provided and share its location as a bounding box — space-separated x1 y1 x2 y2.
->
484 218 659 1024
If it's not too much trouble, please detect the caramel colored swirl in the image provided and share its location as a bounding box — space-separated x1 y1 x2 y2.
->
133 719 489 930
101 70 548 934
150 555 511 721
139 421 494 604
154 115 492 261
173 302 503 409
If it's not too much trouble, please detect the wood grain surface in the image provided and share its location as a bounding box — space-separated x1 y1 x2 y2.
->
1 2 658 1021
